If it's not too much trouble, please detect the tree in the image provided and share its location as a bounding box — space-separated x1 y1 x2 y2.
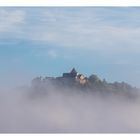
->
89 74 101 83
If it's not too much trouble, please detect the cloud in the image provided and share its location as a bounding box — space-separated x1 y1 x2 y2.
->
22 8 140 52
47 50 57 59
0 9 25 33
1 8 140 52
45 10 140 52
0 85 140 133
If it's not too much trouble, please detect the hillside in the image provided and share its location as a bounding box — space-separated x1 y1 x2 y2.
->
30 68 139 98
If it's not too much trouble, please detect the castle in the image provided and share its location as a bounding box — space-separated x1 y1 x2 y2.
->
31 68 137 97
32 68 88 86
62 68 87 85
63 68 77 78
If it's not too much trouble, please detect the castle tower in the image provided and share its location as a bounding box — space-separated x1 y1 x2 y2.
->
63 68 78 78
70 68 77 77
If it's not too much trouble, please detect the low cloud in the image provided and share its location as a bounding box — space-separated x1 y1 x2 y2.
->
0 84 140 133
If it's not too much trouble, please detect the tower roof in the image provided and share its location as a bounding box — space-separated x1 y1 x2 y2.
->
70 68 77 74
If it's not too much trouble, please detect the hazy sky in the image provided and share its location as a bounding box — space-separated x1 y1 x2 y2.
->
1 7 140 89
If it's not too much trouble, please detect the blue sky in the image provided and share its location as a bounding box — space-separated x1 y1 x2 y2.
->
1 7 140 89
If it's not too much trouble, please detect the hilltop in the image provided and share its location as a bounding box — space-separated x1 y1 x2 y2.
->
30 68 139 98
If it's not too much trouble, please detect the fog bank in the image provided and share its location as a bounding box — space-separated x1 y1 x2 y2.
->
0 86 140 133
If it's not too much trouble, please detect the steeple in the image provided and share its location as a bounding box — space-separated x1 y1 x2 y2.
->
63 68 77 78
70 68 77 74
